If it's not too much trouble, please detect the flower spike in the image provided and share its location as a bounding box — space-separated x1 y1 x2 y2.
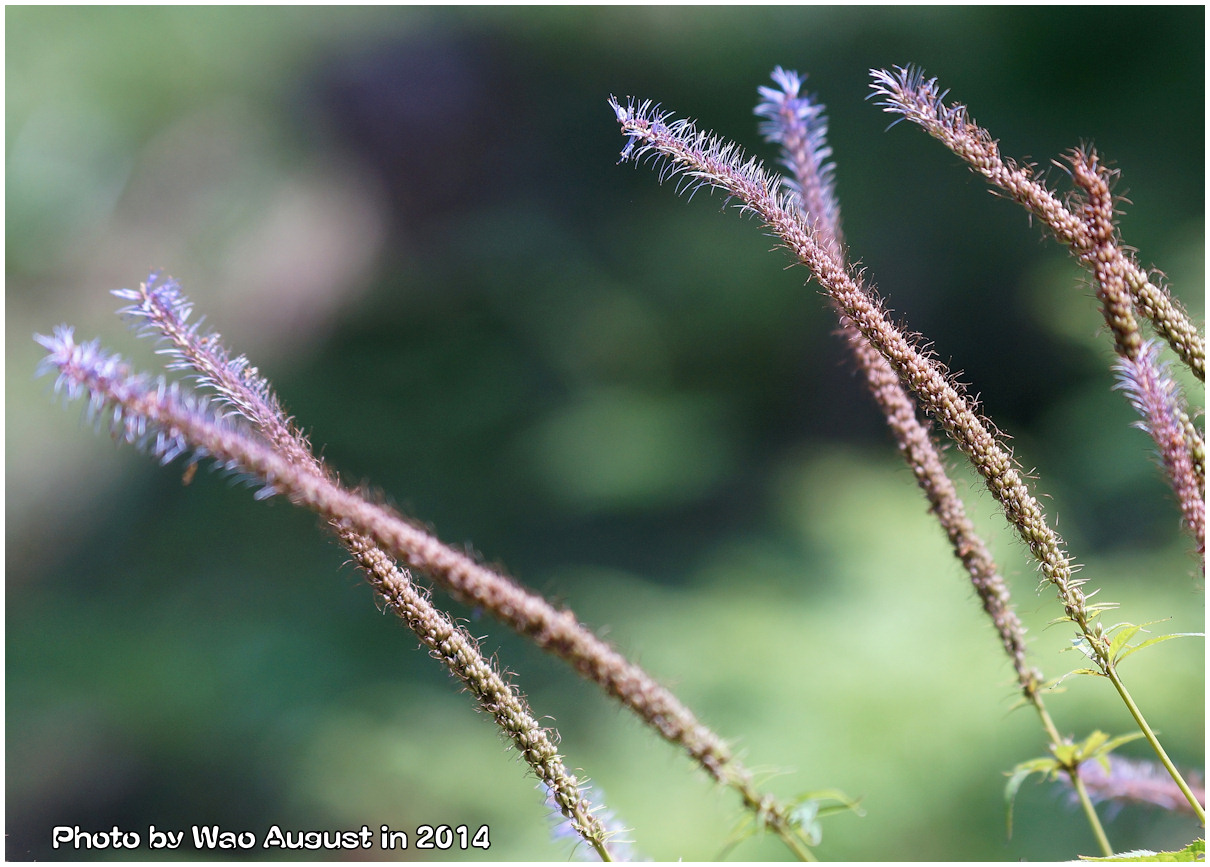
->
755 67 840 247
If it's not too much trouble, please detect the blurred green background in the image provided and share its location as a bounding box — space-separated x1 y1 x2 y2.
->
7 6 1204 861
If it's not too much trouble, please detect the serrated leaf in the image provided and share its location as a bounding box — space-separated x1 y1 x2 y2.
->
1116 632 1205 665
1082 850 1159 862
1080 838 1205 861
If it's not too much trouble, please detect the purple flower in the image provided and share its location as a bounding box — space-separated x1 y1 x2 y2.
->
755 67 841 246
541 782 635 861
34 326 276 497
1114 341 1205 554
1061 755 1206 817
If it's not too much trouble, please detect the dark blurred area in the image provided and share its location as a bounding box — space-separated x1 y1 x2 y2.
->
7 7 1204 861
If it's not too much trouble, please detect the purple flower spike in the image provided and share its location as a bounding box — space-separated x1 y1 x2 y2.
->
33 327 275 498
1115 341 1205 554
755 67 841 248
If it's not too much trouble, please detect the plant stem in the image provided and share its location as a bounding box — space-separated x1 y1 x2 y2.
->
592 839 614 861
1072 775 1113 857
114 274 816 858
780 829 816 862
1105 666 1206 823
1033 701 1113 856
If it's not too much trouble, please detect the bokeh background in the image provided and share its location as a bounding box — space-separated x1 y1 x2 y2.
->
6 6 1204 861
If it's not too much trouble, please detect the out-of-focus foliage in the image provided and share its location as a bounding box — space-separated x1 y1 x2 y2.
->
7 7 1203 861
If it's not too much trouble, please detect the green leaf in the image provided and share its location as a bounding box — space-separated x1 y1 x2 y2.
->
1036 675 1070 695
718 810 757 859
1050 668 1105 690
1005 757 1060 837
1085 731 1145 762
718 788 862 858
1107 623 1144 662
787 788 865 845
1051 730 1144 770
1052 742 1080 766
1068 730 1111 763
790 788 863 808
1080 838 1205 861
1115 632 1204 665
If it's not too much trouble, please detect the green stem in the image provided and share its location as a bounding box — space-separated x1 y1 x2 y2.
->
775 826 817 862
1105 666 1206 823
1069 769 1113 856
1033 698 1113 855
591 838 614 862
729 776 816 861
